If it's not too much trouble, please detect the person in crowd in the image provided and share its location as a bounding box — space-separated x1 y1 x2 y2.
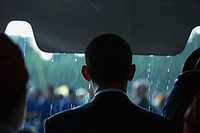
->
183 90 200 133
163 47 200 132
87 88 94 102
61 89 81 110
163 71 200 132
39 85 60 133
25 88 44 133
0 33 29 133
44 33 179 133
131 79 155 112
152 92 168 115
76 87 90 104
41 86 60 120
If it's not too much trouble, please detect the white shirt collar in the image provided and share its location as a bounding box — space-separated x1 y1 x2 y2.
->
95 88 126 97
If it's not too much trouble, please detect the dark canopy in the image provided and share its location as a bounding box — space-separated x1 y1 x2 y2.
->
0 0 200 55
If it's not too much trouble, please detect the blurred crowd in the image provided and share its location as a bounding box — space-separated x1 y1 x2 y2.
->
23 85 94 133
23 78 170 133
129 79 168 115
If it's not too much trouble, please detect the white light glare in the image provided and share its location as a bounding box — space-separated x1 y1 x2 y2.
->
5 21 53 61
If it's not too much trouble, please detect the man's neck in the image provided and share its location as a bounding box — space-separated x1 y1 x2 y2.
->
99 81 127 87
93 82 127 94
95 83 126 92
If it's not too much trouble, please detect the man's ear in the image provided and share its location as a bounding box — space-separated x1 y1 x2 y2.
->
81 65 91 82
128 64 136 81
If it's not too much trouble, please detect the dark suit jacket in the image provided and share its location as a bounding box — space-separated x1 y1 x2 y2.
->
45 90 179 133
163 71 200 131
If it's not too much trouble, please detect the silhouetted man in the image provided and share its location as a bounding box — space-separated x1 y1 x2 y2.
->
0 33 29 133
45 34 179 133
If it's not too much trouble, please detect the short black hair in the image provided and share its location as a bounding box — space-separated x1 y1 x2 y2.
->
85 34 132 84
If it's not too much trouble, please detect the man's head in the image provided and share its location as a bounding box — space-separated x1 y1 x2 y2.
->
0 33 29 129
82 34 135 88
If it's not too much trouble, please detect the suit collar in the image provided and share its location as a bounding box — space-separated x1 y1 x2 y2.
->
95 88 126 97
90 88 130 104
